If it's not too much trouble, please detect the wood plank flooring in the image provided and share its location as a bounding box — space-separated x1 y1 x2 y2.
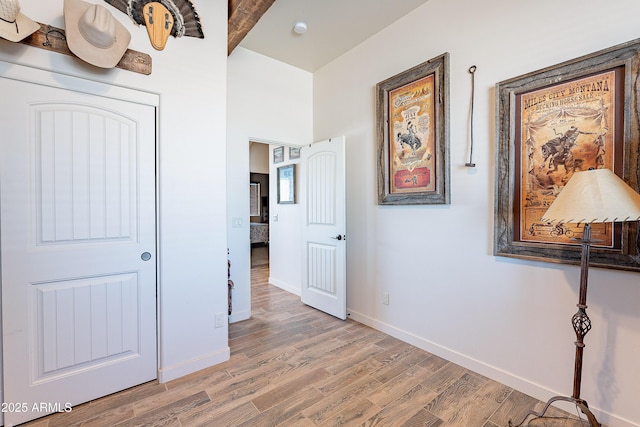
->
22 264 592 427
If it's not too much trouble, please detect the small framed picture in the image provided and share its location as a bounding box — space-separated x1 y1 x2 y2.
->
277 164 295 204
289 146 301 160
273 146 284 164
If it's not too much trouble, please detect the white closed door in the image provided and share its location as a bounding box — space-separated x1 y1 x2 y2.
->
301 137 347 320
0 76 157 426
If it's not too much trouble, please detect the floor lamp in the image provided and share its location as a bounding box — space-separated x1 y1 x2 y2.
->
509 168 640 427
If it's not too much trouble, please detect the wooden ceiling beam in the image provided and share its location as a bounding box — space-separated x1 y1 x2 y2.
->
228 0 276 55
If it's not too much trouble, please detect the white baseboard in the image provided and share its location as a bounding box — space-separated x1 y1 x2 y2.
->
268 276 301 296
158 346 230 383
229 309 250 324
347 308 637 427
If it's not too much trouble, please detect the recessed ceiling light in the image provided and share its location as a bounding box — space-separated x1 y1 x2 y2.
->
293 21 307 35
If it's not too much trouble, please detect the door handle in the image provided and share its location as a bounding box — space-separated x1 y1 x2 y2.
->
330 234 345 241
141 252 152 261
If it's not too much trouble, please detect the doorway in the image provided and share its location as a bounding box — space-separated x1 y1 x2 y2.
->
249 141 270 269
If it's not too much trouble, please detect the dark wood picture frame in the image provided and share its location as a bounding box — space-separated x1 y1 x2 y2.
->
277 164 296 204
494 38 640 271
376 53 450 205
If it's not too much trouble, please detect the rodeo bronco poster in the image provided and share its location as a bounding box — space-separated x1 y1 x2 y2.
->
388 74 436 194
519 70 617 247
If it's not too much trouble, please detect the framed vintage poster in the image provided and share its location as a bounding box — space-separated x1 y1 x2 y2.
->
376 53 450 205
277 164 295 204
494 39 640 271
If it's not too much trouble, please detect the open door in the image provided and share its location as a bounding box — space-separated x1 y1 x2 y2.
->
301 137 346 319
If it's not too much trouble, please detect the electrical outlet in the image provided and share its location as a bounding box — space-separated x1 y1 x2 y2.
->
382 292 389 305
215 313 225 328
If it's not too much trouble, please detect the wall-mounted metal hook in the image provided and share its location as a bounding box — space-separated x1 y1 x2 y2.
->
43 26 66 47
466 65 477 167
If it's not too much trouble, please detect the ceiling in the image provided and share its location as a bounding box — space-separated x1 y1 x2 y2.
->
228 0 431 72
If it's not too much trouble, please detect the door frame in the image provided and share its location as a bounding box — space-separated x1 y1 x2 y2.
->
232 138 303 325
238 137 346 321
0 61 161 421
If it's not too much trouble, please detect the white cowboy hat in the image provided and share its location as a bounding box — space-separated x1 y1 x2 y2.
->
0 0 39 42
64 0 131 68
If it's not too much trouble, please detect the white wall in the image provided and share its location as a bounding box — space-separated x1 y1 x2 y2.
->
250 142 269 174
0 0 230 383
227 47 312 322
268 147 303 296
312 0 640 426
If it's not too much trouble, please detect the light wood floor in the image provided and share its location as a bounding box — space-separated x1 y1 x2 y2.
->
22 264 591 427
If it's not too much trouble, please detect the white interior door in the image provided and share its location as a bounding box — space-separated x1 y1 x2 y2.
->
0 75 157 426
301 137 347 319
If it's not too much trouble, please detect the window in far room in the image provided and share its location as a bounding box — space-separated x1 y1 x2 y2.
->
249 182 260 216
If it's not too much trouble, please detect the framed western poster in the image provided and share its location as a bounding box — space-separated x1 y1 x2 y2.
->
494 38 640 271
376 53 450 205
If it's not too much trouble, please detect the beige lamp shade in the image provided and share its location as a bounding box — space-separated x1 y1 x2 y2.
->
541 168 640 225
